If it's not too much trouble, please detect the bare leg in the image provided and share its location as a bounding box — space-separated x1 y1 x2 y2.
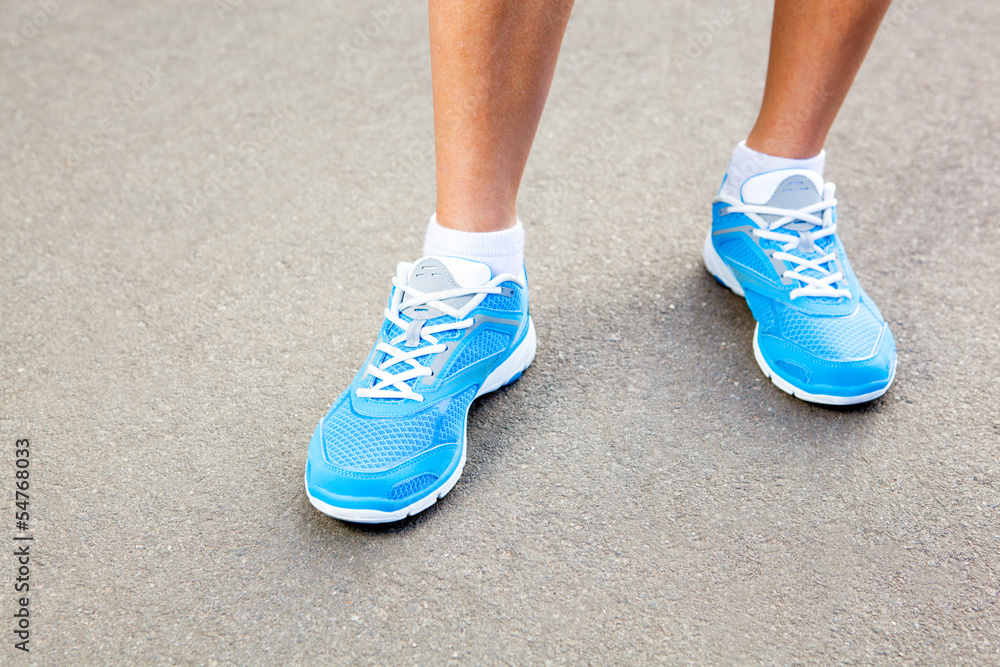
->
746 0 893 159
429 0 573 232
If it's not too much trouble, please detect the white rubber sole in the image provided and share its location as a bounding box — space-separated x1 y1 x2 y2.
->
306 467 461 524
703 233 894 406
703 232 744 296
306 317 537 524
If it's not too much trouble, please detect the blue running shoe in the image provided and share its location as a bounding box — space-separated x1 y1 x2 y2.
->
305 256 536 523
704 169 896 405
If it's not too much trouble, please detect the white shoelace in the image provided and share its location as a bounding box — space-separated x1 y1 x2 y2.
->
356 277 507 402
723 184 852 300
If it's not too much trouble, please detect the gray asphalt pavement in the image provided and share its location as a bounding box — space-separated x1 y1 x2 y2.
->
2 1 999 664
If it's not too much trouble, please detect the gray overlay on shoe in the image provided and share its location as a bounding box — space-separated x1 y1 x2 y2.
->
713 224 795 286
716 174 844 288
401 258 479 348
392 258 521 379
759 174 821 228
763 175 848 294
421 314 521 384
402 258 477 320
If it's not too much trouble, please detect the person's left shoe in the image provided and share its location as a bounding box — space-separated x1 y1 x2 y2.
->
305 256 535 523
704 168 897 405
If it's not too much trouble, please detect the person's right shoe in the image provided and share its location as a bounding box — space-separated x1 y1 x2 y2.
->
304 256 535 523
704 168 897 405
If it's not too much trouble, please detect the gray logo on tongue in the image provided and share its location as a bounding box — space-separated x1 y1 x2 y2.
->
761 175 821 229
402 258 477 321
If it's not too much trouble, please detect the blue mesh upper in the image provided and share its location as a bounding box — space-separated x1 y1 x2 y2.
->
771 302 883 360
478 287 525 314
366 284 523 392
445 330 511 379
369 311 467 391
388 473 438 500
717 237 773 278
755 228 850 302
774 360 811 383
744 291 777 331
860 291 883 320
322 386 477 471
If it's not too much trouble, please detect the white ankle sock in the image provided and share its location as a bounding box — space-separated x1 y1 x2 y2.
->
721 140 826 200
422 214 525 280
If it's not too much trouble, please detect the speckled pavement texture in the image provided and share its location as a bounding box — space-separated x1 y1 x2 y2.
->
2 1 998 664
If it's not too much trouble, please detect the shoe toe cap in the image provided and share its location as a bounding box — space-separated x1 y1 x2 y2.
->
305 419 461 512
757 323 897 400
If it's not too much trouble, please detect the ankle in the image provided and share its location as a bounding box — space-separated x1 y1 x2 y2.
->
720 140 826 200
422 214 526 280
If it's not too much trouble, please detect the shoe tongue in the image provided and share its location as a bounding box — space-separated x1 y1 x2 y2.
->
400 256 492 320
741 169 824 204
744 170 841 297
741 170 824 226
407 256 492 289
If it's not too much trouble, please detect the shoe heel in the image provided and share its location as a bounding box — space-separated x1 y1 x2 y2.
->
703 232 745 297
501 370 523 388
